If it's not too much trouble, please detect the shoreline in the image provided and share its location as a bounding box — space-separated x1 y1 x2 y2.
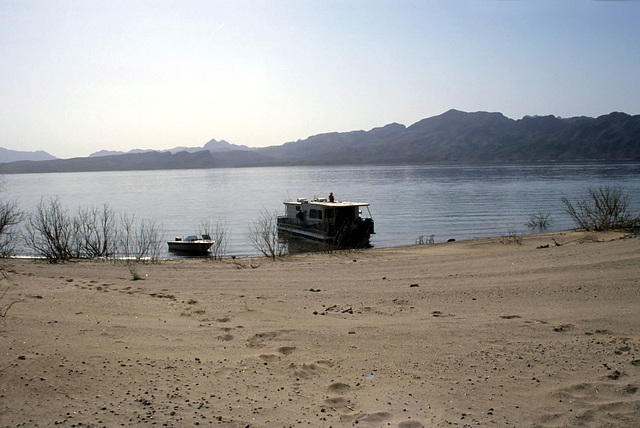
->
6 227 630 263
1 230 639 426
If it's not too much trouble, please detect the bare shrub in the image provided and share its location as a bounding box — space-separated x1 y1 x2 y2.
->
561 186 639 231
23 197 76 262
74 204 119 259
119 213 136 260
119 214 164 262
527 211 552 231
500 226 522 245
138 219 164 262
248 209 287 260
0 288 17 322
200 219 229 260
0 199 24 257
0 268 20 324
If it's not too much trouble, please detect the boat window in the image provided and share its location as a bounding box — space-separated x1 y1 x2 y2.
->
309 209 323 219
334 207 357 221
325 209 334 219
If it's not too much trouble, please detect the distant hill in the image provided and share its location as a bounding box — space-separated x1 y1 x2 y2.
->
2 110 639 174
88 139 251 157
89 150 126 157
202 138 252 153
1 149 277 174
0 147 57 163
271 110 639 164
5 151 216 174
89 149 157 157
258 110 639 164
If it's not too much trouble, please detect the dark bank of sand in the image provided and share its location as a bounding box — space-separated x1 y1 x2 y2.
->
1 230 639 427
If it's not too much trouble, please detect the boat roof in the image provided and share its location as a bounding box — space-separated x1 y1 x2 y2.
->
284 198 369 207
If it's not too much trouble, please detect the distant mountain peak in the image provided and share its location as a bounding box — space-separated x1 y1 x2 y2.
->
203 139 251 152
89 150 126 158
0 147 57 163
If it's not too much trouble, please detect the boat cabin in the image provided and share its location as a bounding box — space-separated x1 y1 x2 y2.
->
284 198 369 227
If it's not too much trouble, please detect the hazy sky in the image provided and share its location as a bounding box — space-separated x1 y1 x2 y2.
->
2 1 639 159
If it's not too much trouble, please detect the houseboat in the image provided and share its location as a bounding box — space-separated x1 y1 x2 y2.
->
277 196 374 247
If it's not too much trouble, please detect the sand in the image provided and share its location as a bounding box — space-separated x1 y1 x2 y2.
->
1 230 639 427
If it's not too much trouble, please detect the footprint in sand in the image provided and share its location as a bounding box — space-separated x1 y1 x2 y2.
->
217 333 234 341
247 331 279 348
356 412 424 427
255 346 297 364
540 381 640 426
397 422 425 428
327 382 350 394
355 411 392 425
277 346 296 356
258 353 280 362
324 396 354 414
292 360 333 379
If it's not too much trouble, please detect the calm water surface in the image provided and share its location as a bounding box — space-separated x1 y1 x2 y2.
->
3 162 640 257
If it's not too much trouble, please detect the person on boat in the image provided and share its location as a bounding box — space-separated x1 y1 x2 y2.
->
328 192 335 202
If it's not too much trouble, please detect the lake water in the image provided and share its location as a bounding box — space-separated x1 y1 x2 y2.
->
3 162 640 257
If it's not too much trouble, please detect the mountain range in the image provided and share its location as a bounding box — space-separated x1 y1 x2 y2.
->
87 138 251 158
1 109 638 174
0 147 57 163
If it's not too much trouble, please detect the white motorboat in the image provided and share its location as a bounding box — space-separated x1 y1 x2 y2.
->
167 234 214 255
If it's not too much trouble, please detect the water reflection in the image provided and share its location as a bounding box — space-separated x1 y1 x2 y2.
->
284 235 374 255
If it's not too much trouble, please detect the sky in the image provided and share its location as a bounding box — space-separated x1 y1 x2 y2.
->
1 1 639 159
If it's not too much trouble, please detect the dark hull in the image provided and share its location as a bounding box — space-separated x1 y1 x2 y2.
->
167 242 213 255
277 217 374 248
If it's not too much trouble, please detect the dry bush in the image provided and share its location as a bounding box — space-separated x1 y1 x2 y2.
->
0 268 20 325
561 186 639 231
248 209 287 260
119 214 164 262
74 204 119 259
527 211 552 231
500 226 522 245
0 199 24 257
22 197 76 262
23 199 164 262
200 219 229 260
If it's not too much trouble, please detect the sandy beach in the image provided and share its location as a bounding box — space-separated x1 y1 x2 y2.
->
1 230 639 427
